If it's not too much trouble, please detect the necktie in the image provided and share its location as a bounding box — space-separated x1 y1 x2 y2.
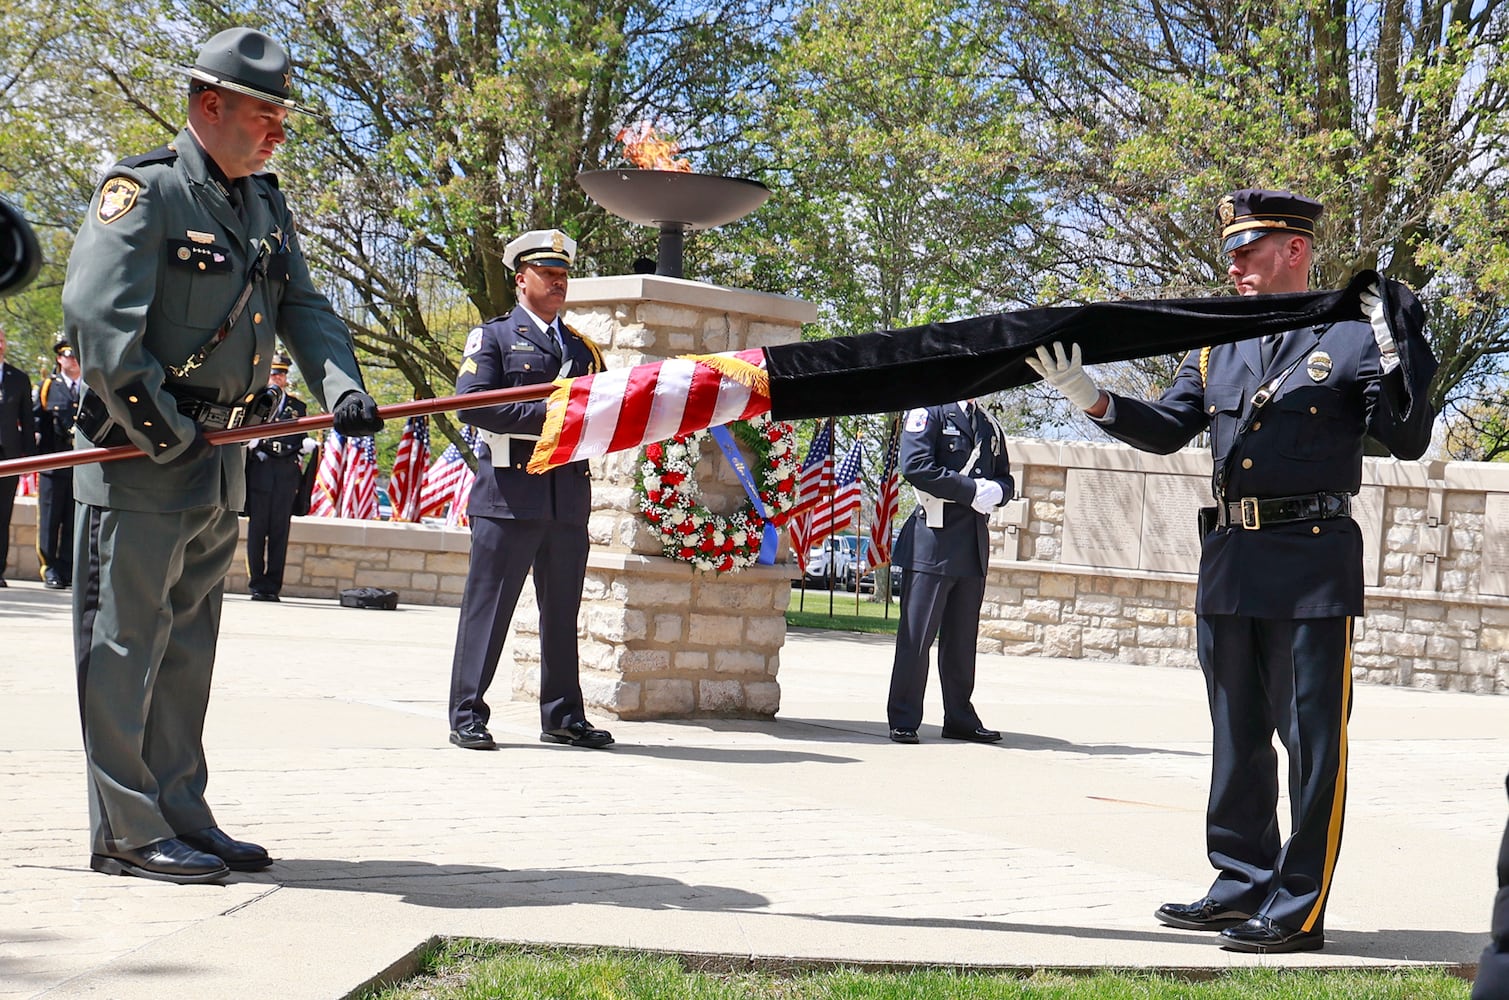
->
227 181 246 223
553 324 573 377
1260 332 1283 370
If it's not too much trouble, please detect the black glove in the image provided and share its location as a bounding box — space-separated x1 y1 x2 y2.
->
331 390 383 436
163 430 214 467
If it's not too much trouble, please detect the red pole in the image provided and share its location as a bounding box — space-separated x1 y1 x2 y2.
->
0 383 556 480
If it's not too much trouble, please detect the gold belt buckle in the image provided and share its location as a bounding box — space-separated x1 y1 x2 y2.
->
1240 497 1261 530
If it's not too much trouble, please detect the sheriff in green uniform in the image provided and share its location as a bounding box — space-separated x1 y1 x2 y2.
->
62 27 383 884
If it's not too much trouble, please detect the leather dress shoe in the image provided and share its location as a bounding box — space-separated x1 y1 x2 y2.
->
249 591 280 602
941 725 1002 743
179 826 272 871
1154 896 1252 931
449 724 497 750
540 721 614 749
43 571 67 590
889 728 920 744
90 837 230 884
1219 915 1324 953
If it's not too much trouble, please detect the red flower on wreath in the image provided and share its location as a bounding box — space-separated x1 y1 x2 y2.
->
634 414 799 574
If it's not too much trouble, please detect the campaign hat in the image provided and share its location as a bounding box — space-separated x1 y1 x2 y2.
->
181 27 321 117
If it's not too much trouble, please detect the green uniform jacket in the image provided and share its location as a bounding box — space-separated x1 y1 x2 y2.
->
62 128 365 513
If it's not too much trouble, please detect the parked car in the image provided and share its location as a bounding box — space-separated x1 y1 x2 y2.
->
376 486 393 521
804 535 875 592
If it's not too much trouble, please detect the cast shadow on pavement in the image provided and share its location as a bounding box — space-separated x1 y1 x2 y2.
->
798 911 1487 963
652 715 1202 759
242 859 769 912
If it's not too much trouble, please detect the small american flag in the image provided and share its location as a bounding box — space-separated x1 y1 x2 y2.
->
806 438 863 546
339 435 379 520
388 415 431 522
308 430 346 518
867 415 901 567
786 418 835 575
528 349 769 472
418 425 478 521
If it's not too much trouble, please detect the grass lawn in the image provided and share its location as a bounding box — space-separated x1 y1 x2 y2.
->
786 585 899 635
361 941 1473 999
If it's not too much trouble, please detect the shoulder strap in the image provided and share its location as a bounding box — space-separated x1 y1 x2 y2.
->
118 145 178 170
563 323 604 374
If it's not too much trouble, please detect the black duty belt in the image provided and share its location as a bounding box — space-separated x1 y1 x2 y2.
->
175 395 268 431
1218 491 1352 530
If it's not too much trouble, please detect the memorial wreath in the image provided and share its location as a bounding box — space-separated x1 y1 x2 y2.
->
636 414 799 573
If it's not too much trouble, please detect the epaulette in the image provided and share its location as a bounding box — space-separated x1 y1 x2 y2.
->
118 146 178 169
483 315 508 324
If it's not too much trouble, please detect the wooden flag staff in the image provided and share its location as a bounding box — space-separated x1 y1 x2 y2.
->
0 383 556 480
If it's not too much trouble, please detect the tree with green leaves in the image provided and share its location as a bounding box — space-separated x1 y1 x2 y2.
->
984 0 1509 446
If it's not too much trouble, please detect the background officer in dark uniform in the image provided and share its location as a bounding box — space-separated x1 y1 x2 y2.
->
34 337 81 588
0 325 36 586
62 27 381 885
886 398 1013 744
1029 188 1437 953
1476 774 1509 999
244 351 309 601
446 228 613 752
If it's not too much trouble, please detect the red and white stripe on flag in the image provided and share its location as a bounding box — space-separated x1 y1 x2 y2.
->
388 415 430 522
867 416 901 567
308 430 346 518
806 439 863 545
340 436 379 520
528 349 770 473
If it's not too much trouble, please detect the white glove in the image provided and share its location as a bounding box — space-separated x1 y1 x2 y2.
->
1026 342 1102 410
1359 281 1400 373
971 478 1003 513
300 437 317 454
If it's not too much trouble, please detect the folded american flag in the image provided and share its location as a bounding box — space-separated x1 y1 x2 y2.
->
528 349 769 473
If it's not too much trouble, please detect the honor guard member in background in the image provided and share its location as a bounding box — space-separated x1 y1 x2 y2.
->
244 351 310 601
1029 188 1437 953
885 398 1014 745
446 228 614 752
61 27 383 884
0 325 36 586
34 337 82 588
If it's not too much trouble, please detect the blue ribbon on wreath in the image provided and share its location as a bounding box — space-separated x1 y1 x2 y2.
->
710 424 778 565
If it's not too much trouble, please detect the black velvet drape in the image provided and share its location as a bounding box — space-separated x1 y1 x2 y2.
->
765 269 1426 420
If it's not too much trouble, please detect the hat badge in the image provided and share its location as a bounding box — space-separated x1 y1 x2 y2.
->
1218 197 1235 227
552 231 564 253
1306 351 1333 382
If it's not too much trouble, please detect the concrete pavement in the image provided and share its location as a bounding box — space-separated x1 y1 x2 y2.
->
1 579 1504 998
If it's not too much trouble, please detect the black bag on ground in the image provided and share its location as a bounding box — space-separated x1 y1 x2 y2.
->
339 587 398 610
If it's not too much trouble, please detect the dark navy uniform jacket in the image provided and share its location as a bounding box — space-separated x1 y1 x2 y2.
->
456 304 602 521
35 372 80 466
894 403 1014 578
1098 315 1436 619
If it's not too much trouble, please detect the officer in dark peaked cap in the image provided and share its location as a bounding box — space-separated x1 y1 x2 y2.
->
62 26 382 884
244 351 310 602
34 337 82 589
446 227 614 752
1030 186 1437 953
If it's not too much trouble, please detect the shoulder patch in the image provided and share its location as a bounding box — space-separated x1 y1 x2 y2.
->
464 327 485 356
97 177 141 224
904 408 928 433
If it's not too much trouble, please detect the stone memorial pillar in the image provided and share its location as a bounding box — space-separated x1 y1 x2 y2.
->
506 274 816 719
